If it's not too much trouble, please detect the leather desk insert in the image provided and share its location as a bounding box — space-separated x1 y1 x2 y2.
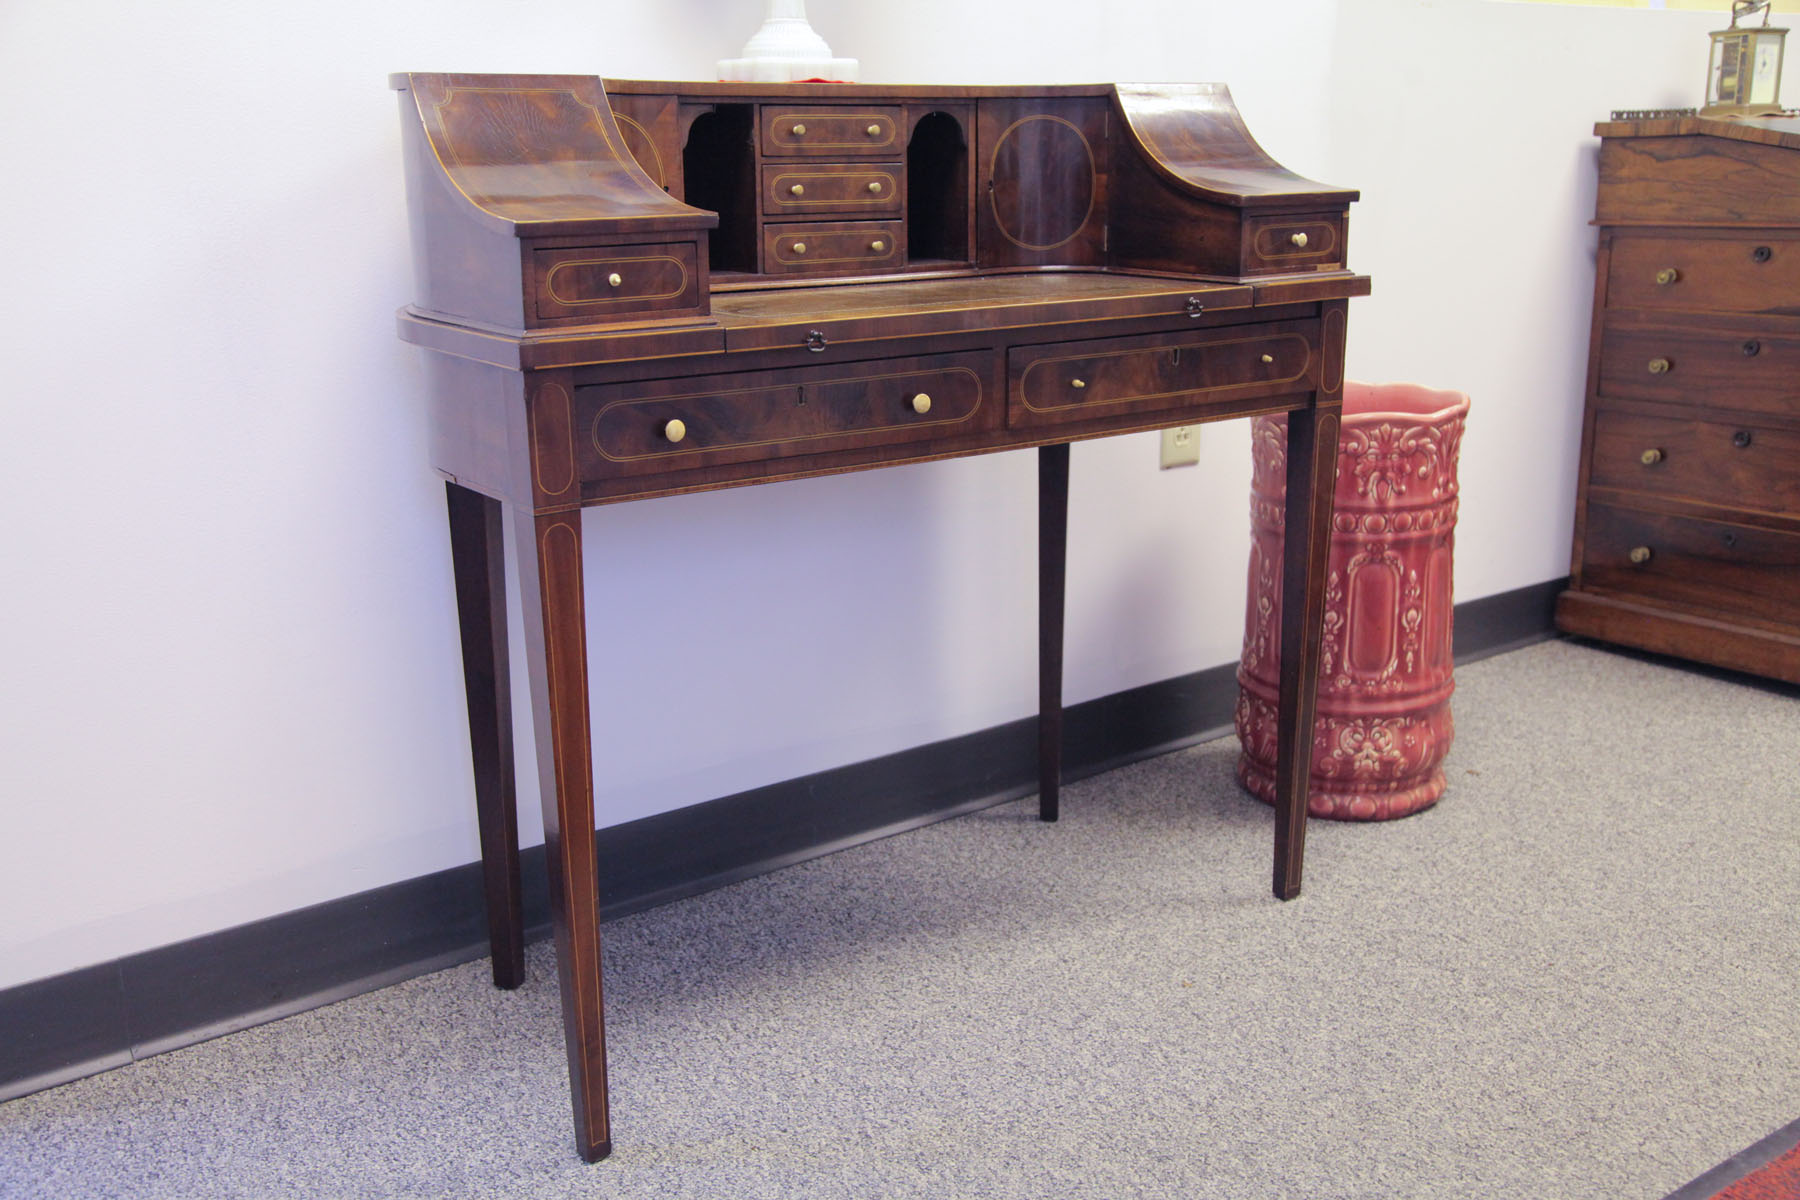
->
392 71 1368 1162
1560 114 1800 682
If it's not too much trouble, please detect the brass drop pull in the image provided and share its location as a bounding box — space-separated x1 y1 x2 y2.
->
1071 378 1087 389
804 329 828 352
867 180 883 194
1290 231 1309 249
911 392 932 415
791 122 806 136
792 241 807 255
607 272 623 288
1629 546 1653 565
1647 357 1672 374
1185 296 1205 318
663 419 687 444
869 239 886 253
790 183 805 196
866 123 881 136
1655 268 1680 285
1640 447 1664 466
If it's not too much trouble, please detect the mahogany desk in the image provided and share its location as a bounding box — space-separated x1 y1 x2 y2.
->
392 72 1368 1161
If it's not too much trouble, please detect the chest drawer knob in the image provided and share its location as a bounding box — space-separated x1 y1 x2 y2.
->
791 123 806 136
1261 353 1275 364
1629 545 1653 565
607 272 623 288
1070 378 1087 389
868 180 884 194
911 392 932 415
791 241 808 255
867 123 881 136
1647 357 1672 374
1290 231 1309 249
1655 268 1680 286
1640 447 1664 466
1753 245 1773 263
870 239 887 253
662 419 687 444
790 183 805 196
1742 340 1762 357
1734 429 1754 448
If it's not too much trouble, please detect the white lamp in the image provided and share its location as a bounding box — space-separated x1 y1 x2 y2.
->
718 0 859 83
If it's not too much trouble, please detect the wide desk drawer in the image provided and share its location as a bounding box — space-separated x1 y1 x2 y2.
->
1607 233 1800 315
1007 320 1316 429
1579 501 1800 632
1596 312 1800 418
1591 409 1800 518
577 352 990 479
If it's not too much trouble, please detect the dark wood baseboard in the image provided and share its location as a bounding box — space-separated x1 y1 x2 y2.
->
0 578 1566 1103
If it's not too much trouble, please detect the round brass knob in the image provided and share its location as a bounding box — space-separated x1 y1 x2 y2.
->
1071 378 1087 389
663 419 687 444
791 242 807 255
1655 268 1680 285
870 239 886 253
1290 231 1309 249
1640 447 1664 466
1629 546 1653 565
911 393 932 415
790 183 805 196
607 272 623 288
1261 354 1275 364
1647 357 1672 374
866 123 881 136
791 123 806 136
867 180 883 194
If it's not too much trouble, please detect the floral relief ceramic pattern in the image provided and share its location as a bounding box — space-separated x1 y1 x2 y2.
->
1236 381 1471 821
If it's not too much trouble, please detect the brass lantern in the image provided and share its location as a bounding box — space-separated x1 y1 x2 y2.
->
1704 0 1787 117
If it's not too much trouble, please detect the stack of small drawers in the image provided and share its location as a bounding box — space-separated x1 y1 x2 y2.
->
758 104 906 274
1558 116 1800 683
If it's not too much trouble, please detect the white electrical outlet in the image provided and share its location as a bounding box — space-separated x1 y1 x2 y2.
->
1160 425 1200 468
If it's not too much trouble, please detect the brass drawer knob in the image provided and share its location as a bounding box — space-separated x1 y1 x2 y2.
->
1640 447 1664 466
870 239 887 253
1261 354 1275 364
663 419 687 444
911 392 932 415
1655 268 1680 285
607 272 623 288
1629 545 1653 565
791 241 807 255
1071 378 1087 389
790 183 805 196
791 122 806 136
866 123 881 136
1647 357 1672 374
868 180 884 194
1290 231 1309 249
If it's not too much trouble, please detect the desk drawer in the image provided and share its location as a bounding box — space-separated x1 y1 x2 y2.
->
1591 409 1800 517
762 163 904 217
1607 233 1800 315
764 221 905 275
762 106 903 157
1008 321 1315 429
1579 502 1800 632
578 352 990 478
1243 213 1345 273
532 242 703 323
1596 313 1800 418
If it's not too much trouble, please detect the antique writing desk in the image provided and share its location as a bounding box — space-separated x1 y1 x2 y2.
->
392 72 1368 1161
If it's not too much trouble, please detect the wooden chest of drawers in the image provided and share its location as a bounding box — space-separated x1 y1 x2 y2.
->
1558 115 1800 683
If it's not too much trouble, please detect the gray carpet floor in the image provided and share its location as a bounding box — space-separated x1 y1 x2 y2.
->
1 639 1796 1199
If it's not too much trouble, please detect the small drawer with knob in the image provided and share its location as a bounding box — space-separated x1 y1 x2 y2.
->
1241 213 1345 273
576 351 992 482
763 221 905 276
1596 312 1800 418
1590 409 1800 518
1605 232 1800 315
530 242 705 324
761 106 903 157
1579 501 1800 631
762 163 905 217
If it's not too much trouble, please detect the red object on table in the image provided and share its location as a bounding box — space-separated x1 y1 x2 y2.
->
1237 381 1471 820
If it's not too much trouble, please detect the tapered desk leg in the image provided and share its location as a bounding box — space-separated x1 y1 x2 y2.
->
1038 442 1071 822
513 504 612 1162
1272 404 1341 900
446 482 526 991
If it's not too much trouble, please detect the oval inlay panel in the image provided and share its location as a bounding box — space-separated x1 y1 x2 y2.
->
988 116 1095 252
